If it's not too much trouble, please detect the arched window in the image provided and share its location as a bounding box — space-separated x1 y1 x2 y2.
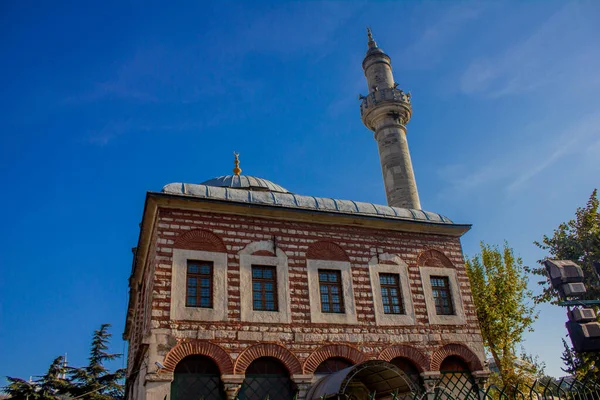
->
314 357 354 375
238 357 297 400
390 357 422 387
171 355 225 400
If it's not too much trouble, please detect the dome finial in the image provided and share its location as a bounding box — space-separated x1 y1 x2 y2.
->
367 26 377 48
233 152 242 176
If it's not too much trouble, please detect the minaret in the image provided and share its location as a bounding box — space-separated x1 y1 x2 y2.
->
360 28 421 210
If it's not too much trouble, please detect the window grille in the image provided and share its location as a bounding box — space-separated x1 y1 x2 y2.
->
431 276 454 315
319 269 345 313
379 273 404 314
252 265 278 311
186 261 213 308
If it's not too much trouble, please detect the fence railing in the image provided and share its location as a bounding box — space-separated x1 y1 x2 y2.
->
175 374 600 400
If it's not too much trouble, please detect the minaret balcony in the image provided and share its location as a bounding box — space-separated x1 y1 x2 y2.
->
360 87 412 117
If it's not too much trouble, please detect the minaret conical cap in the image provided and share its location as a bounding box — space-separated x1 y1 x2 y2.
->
365 27 385 57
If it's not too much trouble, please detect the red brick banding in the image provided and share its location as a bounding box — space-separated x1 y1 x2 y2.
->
416 248 454 268
162 341 234 374
126 208 485 383
173 229 227 252
378 345 429 372
252 250 275 256
234 343 302 375
430 343 484 372
306 241 349 261
303 344 368 374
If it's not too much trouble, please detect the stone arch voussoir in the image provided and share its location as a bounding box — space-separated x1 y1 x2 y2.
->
239 240 286 259
173 229 227 252
306 241 350 262
303 344 368 374
378 345 430 372
234 343 302 375
416 248 454 268
162 340 234 374
430 343 484 372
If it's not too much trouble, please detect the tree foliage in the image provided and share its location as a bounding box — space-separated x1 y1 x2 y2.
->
465 242 538 387
527 189 600 380
68 324 125 399
5 356 68 400
4 324 124 400
528 189 600 304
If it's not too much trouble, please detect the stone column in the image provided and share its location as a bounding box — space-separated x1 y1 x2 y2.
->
291 374 314 400
420 371 441 400
221 374 245 400
145 372 173 400
472 370 490 400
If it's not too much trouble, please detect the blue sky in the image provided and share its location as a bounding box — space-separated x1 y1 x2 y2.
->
1 0 599 383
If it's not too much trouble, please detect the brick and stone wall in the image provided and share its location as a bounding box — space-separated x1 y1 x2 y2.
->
126 204 486 399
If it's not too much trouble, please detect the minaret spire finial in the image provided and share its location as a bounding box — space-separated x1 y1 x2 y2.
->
367 27 377 48
233 152 242 176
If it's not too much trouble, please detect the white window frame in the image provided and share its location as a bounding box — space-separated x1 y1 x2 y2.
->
171 249 228 321
307 259 358 324
420 266 466 325
368 254 415 326
239 241 291 324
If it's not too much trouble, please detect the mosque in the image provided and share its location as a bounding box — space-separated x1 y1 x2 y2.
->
123 30 489 400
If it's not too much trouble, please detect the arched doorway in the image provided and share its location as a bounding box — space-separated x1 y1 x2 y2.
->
390 357 422 388
170 355 225 400
238 357 297 400
438 356 478 399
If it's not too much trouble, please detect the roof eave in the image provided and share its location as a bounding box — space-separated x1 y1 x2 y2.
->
148 191 471 237
123 194 159 340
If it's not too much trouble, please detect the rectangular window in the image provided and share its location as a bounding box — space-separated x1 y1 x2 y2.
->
319 270 345 313
431 276 454 315
379 273 404 314
186 260 213 308
252 265 278 311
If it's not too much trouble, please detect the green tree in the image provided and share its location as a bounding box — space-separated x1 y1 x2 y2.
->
5 356 68 399
465 242 538 387
527 189 600 380
68 324 125 400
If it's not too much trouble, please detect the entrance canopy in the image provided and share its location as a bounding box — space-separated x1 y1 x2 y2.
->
307 360 418 399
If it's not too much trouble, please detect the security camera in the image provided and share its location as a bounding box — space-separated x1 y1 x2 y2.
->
155 361 165 370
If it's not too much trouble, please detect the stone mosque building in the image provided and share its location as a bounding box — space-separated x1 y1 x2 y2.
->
123 30 488 400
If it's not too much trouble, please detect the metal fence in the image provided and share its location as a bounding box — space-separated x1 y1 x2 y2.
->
380 374 600 400
171 373 600 400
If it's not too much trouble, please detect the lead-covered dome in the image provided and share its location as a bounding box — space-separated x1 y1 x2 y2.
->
201 175 290 193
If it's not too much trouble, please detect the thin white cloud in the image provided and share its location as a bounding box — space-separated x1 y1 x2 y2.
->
437 113 600 198
460 3 600 98
400 3 481 69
